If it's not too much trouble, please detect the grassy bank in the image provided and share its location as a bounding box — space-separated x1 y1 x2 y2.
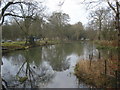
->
94 40 119 50
1 40 60 54
74 59 118 88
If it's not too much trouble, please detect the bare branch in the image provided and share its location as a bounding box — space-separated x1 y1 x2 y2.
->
4 13 25 18
1 2 24 16
0 13 35 25
107 0 117 14
13 17 29 36
0 1 45 26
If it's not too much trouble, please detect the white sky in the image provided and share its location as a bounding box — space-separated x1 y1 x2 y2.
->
4 0 110 25
42 0 114 25
43 0 89 25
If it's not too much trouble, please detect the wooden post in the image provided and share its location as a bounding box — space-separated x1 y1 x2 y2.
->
105 59 107 75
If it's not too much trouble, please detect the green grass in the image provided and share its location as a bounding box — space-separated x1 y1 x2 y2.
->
2 40 59 47
2 41 26 53
94 40 119 50
2 40 60 54
1 41 25 46
96 45 118 50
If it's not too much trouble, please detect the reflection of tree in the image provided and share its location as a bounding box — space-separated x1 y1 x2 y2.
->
14 59 55 88
3 47 55 88
64 42 83 56
23 47 43 67
3 42 85 88
43 45 69 71
42 43 84 71
14 47 55 88
3 42 84 72
3 47 43 67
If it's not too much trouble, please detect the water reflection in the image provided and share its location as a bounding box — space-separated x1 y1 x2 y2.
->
42 45 70 71
2 41 101 88
2 47 55 88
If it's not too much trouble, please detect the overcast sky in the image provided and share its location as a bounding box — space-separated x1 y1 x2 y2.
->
42 0 89 25
5 0 108 25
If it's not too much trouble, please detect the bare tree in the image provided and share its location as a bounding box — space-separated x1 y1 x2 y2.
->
1 0 46 45
83 0 120 88
0 0 44 25
15 2 45 45
0 1 30 25
89 8 110 40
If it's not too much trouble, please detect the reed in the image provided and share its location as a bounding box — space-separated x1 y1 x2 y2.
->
74 59 118 88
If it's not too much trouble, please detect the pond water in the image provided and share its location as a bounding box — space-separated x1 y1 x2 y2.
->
2 41 117 88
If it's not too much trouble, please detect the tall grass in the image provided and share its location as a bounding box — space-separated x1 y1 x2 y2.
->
95 40 118 47
75 59 118 88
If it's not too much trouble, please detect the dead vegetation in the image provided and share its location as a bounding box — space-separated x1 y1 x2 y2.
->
74 59 118 88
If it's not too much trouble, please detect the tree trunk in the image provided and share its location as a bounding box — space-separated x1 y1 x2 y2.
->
98 19 102 40
28 35 35 45
116 1 120 88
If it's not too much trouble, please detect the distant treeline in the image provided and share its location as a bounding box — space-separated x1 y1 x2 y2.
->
2 8 117 42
